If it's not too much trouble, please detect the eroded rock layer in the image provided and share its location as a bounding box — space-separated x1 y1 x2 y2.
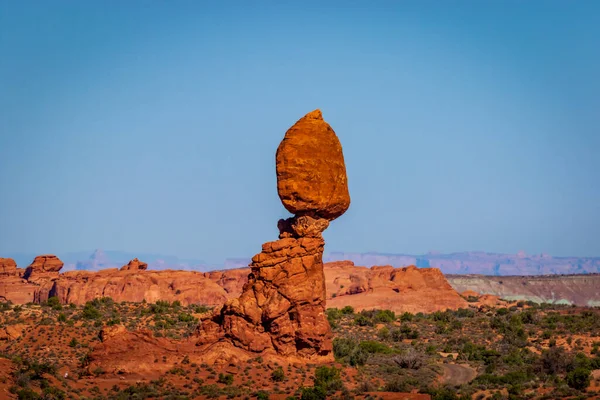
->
196 216 332 361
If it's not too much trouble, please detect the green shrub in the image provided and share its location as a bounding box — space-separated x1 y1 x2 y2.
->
301 386 326 400
314 365 343 393
374 309 395 323
354 314 373 327
271 367 285 382
359 340 392 354
341 306 354 314
82 303 101 320
566 367 591 391
46 296 62 311
218 373 233 385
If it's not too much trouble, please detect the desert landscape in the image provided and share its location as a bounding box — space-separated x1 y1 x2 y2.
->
1 110 599 400
2 2 599 400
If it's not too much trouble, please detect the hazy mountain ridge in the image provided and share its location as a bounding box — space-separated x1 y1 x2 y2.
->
5 250 599 276
5 250 213 273
324 251 600 276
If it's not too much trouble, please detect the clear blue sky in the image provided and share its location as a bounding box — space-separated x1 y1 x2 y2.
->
1 1 598 263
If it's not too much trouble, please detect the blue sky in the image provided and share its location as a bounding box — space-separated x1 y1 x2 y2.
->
1 1 598 263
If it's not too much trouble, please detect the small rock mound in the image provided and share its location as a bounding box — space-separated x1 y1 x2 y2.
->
120 258 148 271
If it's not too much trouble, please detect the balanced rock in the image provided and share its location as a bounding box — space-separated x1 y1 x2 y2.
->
276 109 350 221
120 258 148 271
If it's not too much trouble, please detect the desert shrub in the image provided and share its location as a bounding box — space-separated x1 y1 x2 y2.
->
0 301 11 312
46 296 62 311
400 312 413 321
354 314 373 327
301 385 326 400
374 309 395 323
378 326 390 340
392 348 423 369
541 346 570 375
432 311 452 322
359 340 392 354
425 387 460 400
41 385 66 399
255 391 270 400
314 365 343 393
271 367 285 382
341 306 354 314
90 297 114 307
14 387 40 400
454 308 475 318
178 312 196 323
333 338 368 366
519 310 538 325
349 349 368 366
82 303 101 320
150 300 170 314
194 305 210 314
113 383 160 399
327 308 347 328
566 367 591 391
56 313 67 323
218 373 233 385
384 376 419 392
333 338 355 358
391 325 419 341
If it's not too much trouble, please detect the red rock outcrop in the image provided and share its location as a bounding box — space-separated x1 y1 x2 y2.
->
197 216 332 361
119 258 148 271
325 261 469 313
23 255 63 281
0 258 18 276
47 269 230 306
21 255 64 303
0 256 470 315
276 109 350 221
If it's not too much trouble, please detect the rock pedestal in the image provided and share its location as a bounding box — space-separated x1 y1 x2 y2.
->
197 216 332 360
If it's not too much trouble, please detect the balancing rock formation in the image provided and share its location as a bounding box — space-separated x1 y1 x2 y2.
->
197 110 350 361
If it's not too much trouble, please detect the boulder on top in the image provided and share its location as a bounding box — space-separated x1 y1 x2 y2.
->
276 109 350 221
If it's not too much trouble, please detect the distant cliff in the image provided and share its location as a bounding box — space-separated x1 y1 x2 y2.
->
447 274 600 306
325 251 600 276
